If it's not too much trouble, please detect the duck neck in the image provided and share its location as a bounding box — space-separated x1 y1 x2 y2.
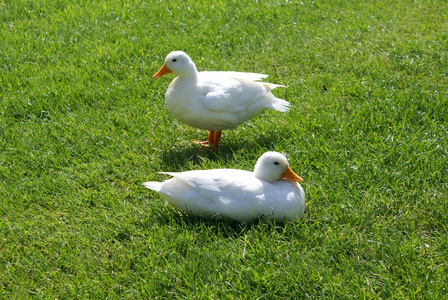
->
254 169 276 183
178 62 199 80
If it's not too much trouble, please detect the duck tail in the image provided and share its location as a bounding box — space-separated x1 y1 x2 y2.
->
269 98 291 112
262 82 285 90
142 181 163 192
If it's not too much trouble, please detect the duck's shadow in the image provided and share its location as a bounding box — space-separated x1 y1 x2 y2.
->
158 144 233 170
150 209 294 239
159 130 283 170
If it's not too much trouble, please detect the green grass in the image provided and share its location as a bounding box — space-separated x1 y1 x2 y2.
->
1 0 447 298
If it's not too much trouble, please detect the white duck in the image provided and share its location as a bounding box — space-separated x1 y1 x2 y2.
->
152 51 290 149
143 151 305 222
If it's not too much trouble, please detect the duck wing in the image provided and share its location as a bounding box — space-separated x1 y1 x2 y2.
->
200 71 269 82
198 76 285 113
160 169 263 205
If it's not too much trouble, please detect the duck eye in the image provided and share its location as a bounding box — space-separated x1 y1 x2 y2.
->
172 59 177 62
274 162 279 165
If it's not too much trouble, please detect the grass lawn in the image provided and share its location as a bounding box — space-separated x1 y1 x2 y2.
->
1 0 447 298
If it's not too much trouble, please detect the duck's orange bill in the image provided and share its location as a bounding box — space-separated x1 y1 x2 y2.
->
152 63 172 79
282 166 304 183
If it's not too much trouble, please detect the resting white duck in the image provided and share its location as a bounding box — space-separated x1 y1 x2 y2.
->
152 51 290 149
143 151 305 222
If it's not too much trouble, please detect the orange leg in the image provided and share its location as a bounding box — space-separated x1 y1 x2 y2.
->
191 130 222 150
212 131 222 148
191 130 214 146
207 130 215 145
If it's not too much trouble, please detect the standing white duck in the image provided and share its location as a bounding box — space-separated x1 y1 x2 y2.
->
152 51 290 149
143 151 305 222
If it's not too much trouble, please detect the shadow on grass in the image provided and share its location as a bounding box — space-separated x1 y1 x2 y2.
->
146 208 300 239
158 129 284 170
158 144 234 170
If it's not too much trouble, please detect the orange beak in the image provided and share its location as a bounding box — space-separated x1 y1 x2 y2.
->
152 63 172 79
282 166 304 183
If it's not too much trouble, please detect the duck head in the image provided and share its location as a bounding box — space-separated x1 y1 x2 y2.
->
253 151 304 183
153 51 198 79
